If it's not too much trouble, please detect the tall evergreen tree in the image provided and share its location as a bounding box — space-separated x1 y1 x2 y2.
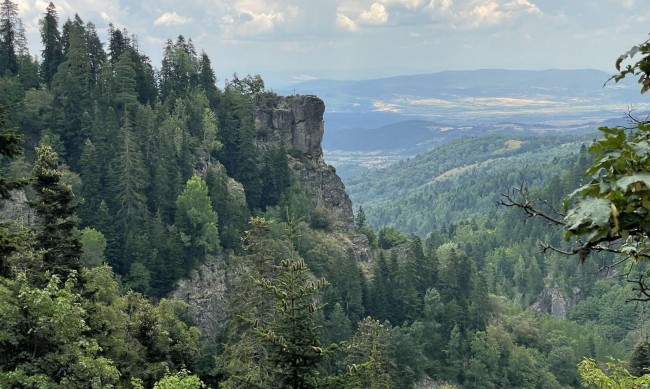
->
39 2 63 88
113 51 138 113
50 19 89 164
0 0 19 75
630 339 650 377
84 21 106 92
31 146 82 282
60 14 84 57
107 23 128 64
251 221 330 388
110 119 147 271
198 51 219 108
78 139 102 226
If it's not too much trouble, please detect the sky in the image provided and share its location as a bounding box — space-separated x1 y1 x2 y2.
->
14 0 650 88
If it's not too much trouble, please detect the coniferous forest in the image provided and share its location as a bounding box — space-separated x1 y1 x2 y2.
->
3 1 650 388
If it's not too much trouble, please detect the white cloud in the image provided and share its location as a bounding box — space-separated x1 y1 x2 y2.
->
358 3 389 25
421 0 541 29
466 1 506 28
336 13 358 32
223 10 284 37
154 11 192 26
382 0 426 10
336 2 388 32
216 0 301 39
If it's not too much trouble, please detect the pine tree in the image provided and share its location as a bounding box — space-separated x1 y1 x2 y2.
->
50 19 89 164
368 251 391 321
344 317 395 389
31 146 82 282
110 119 147 271
107 23 128 64
261 144 291 209
204 163 249 250
630 339 650 377
198 51 219 109
39 2 63 88
0 0 19 75
78 139 102 226
113 51 138 112
251 219 330 389
60 14 84 57
175 175 220 269
0 105 24 200
356 206 366 230
84 21 106 92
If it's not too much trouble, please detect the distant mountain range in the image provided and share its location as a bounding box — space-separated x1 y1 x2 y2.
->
274 69 646 177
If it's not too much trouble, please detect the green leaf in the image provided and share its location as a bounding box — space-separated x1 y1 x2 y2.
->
615 173 650 191
564 197 612 233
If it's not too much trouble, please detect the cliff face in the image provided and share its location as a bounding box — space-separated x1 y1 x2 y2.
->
254 94 325 162
253 93 355 231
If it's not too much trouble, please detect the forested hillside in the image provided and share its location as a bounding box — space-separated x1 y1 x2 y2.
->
346 133 594 235
2 1 650 388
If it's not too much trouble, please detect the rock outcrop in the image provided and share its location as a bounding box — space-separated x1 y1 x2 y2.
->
253 93 355 231
172 259 230 338
174 93 364 338
253 94 325 162
532 286 580 319
0 190 33 226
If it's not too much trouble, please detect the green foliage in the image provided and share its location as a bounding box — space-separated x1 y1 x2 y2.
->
79 226 106 267
578 358 650 388
260 143 291 209
175 174 220 268
31 145 82 281
0 105 25 200
356 206 366 230
226 73 265 95
0 272 120 388
347 134 591 235
152 369 206 389
630 339 650 376
345 317 395 389
562 124 650 260
0 0 20 75
378 226 407 249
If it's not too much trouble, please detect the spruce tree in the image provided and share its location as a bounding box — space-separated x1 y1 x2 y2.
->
112 120 147 228
78 139 102 226
84 21 106 91
198 51 219 108
251 219 330 388
51 19 89 164
630 339 650 377
0 0 19 75
39 2 63 88
113 51 138 113
31 146 82 282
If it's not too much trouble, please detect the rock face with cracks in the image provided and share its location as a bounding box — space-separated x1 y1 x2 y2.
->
253 93 355 231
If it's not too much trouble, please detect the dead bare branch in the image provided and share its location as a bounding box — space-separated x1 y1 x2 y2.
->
498 185 566 226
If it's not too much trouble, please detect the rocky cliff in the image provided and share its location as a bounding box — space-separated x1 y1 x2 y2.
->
253 93 355 231
174 93 366 338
